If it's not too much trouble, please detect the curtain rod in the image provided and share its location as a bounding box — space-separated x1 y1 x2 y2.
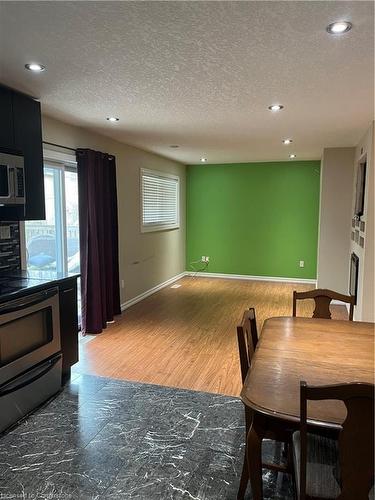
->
43 141 77 152
43 141 115 160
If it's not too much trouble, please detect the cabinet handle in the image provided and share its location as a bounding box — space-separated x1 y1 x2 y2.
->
62 288 74 293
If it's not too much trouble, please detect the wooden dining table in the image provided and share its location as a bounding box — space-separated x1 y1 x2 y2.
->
240 316 375 500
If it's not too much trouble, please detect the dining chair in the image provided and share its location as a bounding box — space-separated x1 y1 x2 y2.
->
236 308 291 499
237 308 257 385
292 289 355 321
293 381 374 500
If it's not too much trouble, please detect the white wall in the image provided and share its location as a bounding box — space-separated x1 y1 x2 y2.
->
350 122 374 321
317 148 355 293
42 115 186 305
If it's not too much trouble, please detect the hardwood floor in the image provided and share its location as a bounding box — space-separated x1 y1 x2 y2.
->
74 277 348 396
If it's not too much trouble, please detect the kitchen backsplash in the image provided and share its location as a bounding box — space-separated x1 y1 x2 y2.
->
0 222 21 271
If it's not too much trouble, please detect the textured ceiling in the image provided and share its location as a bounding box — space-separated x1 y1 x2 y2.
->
0 1 374 164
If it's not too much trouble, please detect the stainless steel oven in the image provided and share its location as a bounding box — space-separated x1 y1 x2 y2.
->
0 287 62 433
0 151 25 206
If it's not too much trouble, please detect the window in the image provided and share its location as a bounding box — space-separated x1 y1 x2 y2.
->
24 151 81 318
141 168 180 232
25 161 80 274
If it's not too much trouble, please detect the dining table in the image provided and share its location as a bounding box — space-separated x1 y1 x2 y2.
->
240 316 375 500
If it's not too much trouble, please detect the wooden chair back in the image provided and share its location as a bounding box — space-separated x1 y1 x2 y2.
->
299 381 374 500
236 308 258 383
293 289 355 321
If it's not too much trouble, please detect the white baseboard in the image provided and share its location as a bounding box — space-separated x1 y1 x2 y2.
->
121 270 317 311
121 272 186 311
185 271 317 285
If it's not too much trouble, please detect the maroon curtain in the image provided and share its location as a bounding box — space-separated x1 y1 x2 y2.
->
76 149 121 334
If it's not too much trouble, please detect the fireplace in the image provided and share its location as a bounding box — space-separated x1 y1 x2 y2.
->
349 253 359 304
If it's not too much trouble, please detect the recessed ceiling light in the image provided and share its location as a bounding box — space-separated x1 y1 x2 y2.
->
25 63 45 72
200 157 207 163
106 117 119 122
169 145 179 148
289 154 297 159
268 104 284 112
326 21 352 35
282 139 293 145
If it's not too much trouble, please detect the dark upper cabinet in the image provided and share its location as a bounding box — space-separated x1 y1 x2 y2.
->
13 92 45 220
0 87 14 150
0 84 45 221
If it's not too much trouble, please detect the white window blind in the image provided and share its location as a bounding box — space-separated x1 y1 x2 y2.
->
141 169 180 232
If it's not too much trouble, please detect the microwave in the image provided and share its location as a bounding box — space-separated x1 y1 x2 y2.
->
0 152 25 206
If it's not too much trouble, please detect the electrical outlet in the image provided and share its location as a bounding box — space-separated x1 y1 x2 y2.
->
205 256 210 262
201 256 206 262
299 260 305 268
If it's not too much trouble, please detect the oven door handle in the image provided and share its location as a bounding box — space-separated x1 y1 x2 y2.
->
0 355 61 398
0 287 58 315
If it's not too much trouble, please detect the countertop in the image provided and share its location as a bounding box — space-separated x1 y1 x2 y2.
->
0 269 80 303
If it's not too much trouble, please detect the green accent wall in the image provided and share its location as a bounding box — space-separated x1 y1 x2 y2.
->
186 161 321 279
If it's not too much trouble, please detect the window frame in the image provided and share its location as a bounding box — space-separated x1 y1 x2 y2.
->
21 149 78 273
140 168 180 233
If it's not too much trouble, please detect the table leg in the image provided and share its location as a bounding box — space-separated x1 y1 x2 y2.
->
237 454 249 500
246 414 265 500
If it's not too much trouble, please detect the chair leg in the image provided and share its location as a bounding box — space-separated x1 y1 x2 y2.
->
237 407 252 498
247 421 264 500
237 452 249 499
286 441 293 473
275 441 293 473
275 440 283 464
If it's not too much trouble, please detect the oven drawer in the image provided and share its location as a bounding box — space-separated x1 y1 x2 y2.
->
0 353 62 434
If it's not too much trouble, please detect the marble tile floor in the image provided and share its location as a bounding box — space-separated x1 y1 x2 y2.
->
0 374 295 499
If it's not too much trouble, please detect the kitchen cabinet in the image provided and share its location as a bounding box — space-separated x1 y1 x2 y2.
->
0 84 45 221
13 92 45 220
59 277 79 382
0 87 14 150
